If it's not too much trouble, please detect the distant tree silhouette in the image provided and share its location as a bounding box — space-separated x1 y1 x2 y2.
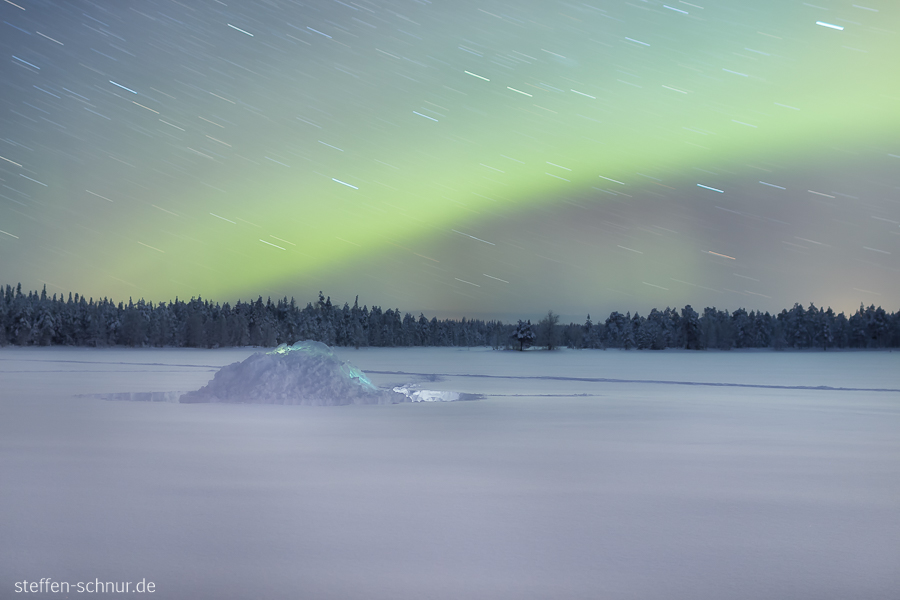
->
1 283 897 351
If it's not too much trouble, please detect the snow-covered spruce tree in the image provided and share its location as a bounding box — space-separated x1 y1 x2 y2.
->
644 309 669 350
119 298 147 347
771 319 787 350
819 307 835 350
582 315 598 349
699 307 719 349
488 321 508 349
681 305 702 350
604 311 628 348
621 312 636 350
731 308 750 348
0 291 8 346
637 313 663 350
513 320 535 351
415 313 429 347
868 305 891 348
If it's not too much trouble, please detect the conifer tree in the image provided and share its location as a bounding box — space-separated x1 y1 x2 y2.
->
513 320 535 351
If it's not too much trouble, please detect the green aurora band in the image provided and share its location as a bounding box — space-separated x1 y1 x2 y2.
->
2 0 898 317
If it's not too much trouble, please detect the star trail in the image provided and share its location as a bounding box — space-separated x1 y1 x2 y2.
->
0 0 897 319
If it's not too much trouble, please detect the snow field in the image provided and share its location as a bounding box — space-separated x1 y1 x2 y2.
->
1 347 898 600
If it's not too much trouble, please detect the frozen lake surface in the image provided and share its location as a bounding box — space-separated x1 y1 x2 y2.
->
2 347 899 599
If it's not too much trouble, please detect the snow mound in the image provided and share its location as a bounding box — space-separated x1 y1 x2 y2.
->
180 341 406 406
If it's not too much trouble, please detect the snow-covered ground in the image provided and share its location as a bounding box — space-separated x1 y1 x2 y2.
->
1 346 898 599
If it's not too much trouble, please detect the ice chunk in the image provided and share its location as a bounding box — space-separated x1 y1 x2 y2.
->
392 386 462 402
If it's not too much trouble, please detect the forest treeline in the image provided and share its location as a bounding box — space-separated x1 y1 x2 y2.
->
1 283 898 351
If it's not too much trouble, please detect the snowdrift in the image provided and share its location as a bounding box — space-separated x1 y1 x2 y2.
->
180 341 406 405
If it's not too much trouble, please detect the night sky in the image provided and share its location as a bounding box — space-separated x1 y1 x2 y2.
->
1 0 898 321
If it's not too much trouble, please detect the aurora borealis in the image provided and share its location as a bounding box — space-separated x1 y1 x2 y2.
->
1 0 898 320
